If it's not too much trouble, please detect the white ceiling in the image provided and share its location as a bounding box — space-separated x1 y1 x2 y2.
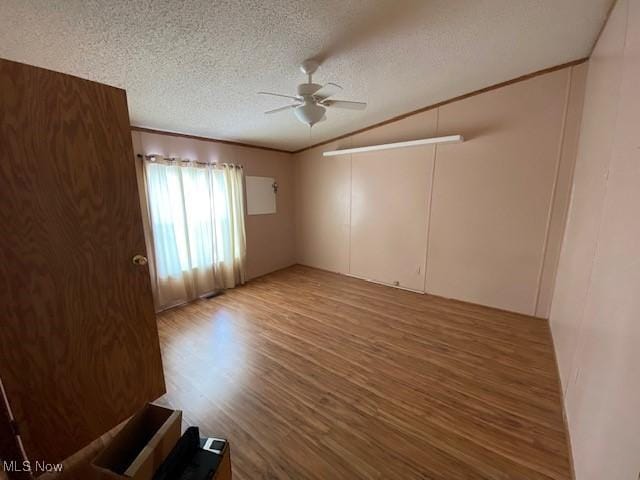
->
0 0 612 151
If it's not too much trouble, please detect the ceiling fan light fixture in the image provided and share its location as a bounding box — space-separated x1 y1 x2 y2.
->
294 102 326 127
259 60 366 128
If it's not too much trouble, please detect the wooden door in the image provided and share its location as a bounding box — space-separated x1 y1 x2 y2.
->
0 58 165 464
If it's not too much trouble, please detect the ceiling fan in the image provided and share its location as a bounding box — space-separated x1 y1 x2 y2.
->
258 59 367 127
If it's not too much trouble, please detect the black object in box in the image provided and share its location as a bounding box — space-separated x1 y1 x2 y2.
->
152 427 229 480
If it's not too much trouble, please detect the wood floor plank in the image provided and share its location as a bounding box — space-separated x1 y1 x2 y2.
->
157 265 571 480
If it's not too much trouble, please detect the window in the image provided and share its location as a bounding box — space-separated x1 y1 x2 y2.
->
144 159 246 308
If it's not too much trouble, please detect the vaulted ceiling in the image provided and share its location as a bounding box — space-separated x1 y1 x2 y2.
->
0 0 612 151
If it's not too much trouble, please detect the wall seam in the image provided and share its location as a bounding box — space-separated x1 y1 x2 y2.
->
545 67 588 323
533 67 574 317
423 108 439 294
292 152 299 264
347 137 354 275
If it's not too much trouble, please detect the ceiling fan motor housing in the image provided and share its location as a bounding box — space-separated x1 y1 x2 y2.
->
298 83 322 96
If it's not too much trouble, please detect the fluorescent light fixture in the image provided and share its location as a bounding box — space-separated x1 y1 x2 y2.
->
322 134 464 157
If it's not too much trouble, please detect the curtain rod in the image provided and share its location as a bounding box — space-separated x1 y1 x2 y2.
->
137 154 243 168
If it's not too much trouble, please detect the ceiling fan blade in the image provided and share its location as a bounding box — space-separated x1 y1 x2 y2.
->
264 104 299 114
323 100 367 110
313 82 342 100
258 91 301 101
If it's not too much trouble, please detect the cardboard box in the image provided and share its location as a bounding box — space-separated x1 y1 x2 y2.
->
92 404 182 480
211 442 231 480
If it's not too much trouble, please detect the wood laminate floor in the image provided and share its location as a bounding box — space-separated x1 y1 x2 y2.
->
157 265 572 480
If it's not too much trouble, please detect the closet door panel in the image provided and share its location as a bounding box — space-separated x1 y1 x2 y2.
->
349 146 434 291
0 58 165 463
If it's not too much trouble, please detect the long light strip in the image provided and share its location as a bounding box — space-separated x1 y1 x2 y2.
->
322 134 464 157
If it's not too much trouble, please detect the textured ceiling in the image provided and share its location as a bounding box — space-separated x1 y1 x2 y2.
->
0 0 612 151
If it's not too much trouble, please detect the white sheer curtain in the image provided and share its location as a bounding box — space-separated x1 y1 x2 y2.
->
143 158 246 309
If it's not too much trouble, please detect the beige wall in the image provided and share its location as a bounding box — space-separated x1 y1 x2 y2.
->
293 65 586 317
550 0 640 478
131 131 295 280
350 111 438 292
294 140 352 274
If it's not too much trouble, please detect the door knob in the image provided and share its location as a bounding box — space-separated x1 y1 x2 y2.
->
132 254 148 266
